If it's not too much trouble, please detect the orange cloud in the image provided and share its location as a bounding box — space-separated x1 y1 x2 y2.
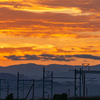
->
37 0 100 13
0 6 100 38
0 45 99 59
0 47 41 56
0 0 100 66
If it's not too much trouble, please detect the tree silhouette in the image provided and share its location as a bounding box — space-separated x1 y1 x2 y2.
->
5 93 14 100
53 93 67 100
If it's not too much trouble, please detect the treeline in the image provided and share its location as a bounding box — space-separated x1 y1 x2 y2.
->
53 93 67 100
68 96 100 100
3 93 100 100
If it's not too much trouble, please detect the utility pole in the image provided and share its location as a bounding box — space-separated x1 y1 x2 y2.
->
44 67 79 99
7 81 9 96
43 67 45 100
79 68 81 97
43 67 54 100
23 80 24 99
74 69 76 98
0 79 1 100
51 71 53 99
32 79 34 100
18 74 35 100
72 69 100 98
17 72 19 100
83 73 85 98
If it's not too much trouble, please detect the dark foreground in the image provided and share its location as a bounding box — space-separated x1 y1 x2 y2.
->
1 97 100 100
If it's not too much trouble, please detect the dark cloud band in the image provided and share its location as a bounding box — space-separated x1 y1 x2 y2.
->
4 54 100 61
4 54 75 61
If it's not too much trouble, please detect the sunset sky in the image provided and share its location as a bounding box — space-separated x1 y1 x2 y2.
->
0 0 100 67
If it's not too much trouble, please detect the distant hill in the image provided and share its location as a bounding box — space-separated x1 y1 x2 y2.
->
0 63 100 78
0 73 16 80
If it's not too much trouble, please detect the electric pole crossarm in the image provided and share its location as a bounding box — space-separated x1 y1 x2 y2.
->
76 70 100 74
19 80 34 81
46 77 79 79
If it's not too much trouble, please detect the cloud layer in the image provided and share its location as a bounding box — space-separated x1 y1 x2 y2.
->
0 1 100 38
0 0 100 66
4 54 100 61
